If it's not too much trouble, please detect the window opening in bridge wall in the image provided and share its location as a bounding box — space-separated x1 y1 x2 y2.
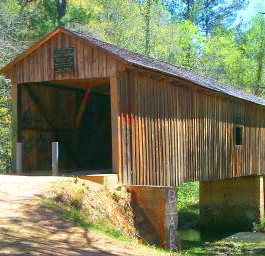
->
235 126 243 146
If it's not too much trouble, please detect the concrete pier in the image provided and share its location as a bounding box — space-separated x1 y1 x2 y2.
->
200 176 264 230
127 186 180 250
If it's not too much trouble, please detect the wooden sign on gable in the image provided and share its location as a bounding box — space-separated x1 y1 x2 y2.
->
53 48 75 73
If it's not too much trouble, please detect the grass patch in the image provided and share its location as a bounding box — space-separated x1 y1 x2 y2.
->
41 179 179 255
41 197 175 255
41 198 128 241
177 181 199 228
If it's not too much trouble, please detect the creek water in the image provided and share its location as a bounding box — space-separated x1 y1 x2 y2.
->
178 228 237 242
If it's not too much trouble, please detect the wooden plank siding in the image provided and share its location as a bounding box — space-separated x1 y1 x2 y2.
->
4 28 265 186
5 32 121 84
117 70 265 186
18 84 78 171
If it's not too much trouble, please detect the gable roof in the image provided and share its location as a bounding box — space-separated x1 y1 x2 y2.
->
1 26 265 107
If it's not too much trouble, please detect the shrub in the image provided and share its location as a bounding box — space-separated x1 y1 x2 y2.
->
46 179 137 238
253 218 265 232
177 181 199 210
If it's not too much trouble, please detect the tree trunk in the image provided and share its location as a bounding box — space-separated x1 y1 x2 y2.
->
57 0 67 25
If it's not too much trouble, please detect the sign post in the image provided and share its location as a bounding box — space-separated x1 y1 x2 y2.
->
16 142 22 174
52 142 59 176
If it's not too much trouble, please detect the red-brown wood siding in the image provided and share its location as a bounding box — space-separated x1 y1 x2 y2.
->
6 32 121 84
117 70 265 186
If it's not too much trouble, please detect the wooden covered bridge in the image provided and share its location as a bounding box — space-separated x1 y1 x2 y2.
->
1 27 265 249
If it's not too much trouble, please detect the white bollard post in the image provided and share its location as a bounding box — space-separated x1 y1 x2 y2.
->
52 142 59 176
16 142 22 174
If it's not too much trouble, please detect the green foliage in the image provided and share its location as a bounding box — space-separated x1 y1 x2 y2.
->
177 181 199 228
253 217 265 232
0 77 12 172
177 181 199 211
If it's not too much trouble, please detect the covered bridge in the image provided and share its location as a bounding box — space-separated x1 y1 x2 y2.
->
1 27 265 248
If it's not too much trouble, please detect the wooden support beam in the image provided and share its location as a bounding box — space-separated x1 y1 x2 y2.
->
110 76 121 177
76 86 91 128
37 82 85 92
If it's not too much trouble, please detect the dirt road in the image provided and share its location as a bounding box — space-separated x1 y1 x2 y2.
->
0 175 158 256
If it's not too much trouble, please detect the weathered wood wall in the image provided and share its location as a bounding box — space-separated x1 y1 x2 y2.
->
117 70 265 186
18 83 112 172
6 28 265 184
18 84 78 171
5 31 122 84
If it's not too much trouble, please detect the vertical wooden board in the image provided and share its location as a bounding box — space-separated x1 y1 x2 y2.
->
24 56 29 83
154 79 160 185
102 53 107 77
168 84 173 186
16 62 20 85
159 81 165 185
172 86 178 185
83 43 90 78
36 44 41 82
42 41 48 81
158 81 164 185
77 39 85 79
46 39 52 80
134 74 140 184
92 47 99 78
110 58 117 77
49 37 56 80
140 76 147 184
144 77 150 185
224 101 228 178
149 79 156 185
110 75 121 178
149 79 155 185
178 87 183 182
144 78 150 185
60 33 69 80
182 88 188 181
120 73 128 183
176 86 181 185
29 52 35 82
66 35 76 78
166 84 172 185
166 86 171 186
22 59 26 84
136 76 143 185
169 84 176 186
98 52 103 77
153 79 160 185
194 91 198 180
118 73 124 182
188 90 192 181
164 84 169 185
126 72 132 183
130 74 137 184
54 33 62 81
227 101 231 178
